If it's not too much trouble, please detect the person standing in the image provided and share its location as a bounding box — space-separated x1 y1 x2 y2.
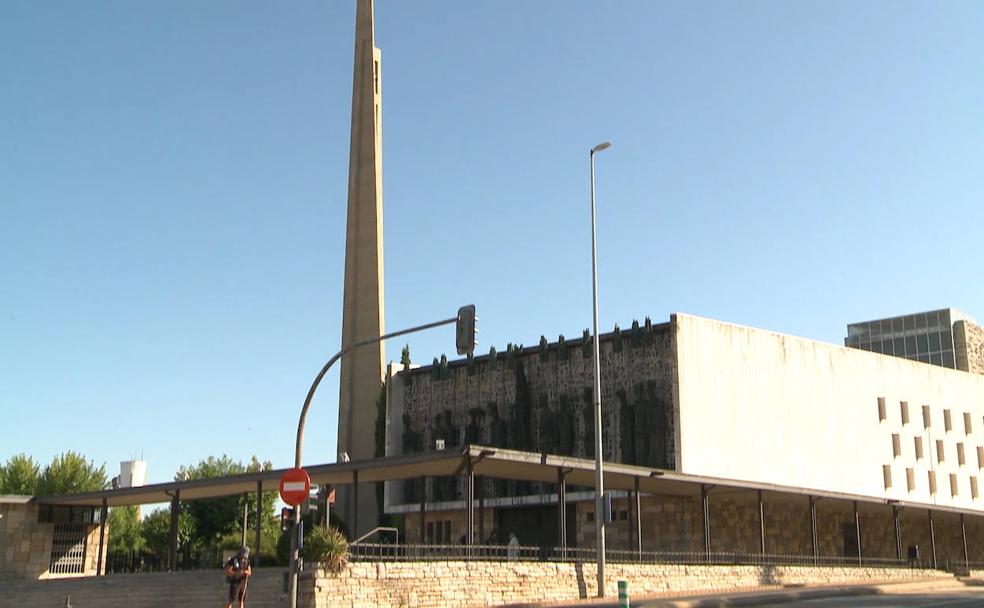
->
506 532 520 560
223 546 252 608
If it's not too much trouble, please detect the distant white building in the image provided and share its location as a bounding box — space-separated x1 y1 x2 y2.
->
118 460 147 489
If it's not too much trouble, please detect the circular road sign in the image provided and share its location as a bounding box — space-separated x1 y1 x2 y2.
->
279 468 311 506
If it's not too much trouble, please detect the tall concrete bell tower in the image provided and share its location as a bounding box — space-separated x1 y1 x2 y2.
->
337 0 384 536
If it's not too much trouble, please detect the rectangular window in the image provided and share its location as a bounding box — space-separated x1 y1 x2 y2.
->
950 474 959 497
917 334 929 353
442 520 451 543
928 471 937 495
973 477 980 499
878 397 887 421
587 511 595 522
914 437 924 460
958 443 966 466
944 409 952 432
883 465 892 489
906 468 916 492
923 406 932 428
964 412 973 434
892 434 901 458
937 440 945 463
977 446 983 469
900 401 910 424
426 521 434 542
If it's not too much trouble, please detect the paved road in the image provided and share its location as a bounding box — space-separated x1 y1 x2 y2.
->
756 591 984 607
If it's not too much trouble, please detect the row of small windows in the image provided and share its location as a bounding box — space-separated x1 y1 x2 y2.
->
878 398 976 434
848 312 953 340
851 334 954 366
889 434 984 468
883 466 981 499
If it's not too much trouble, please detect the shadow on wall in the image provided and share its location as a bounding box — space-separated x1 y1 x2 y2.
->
574 561 587 599
760 564 779 586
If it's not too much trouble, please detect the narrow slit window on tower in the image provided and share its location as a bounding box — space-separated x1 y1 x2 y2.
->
944 409 953 432
914 436 924 460
937 440 945 463
977 446 984 469
950 474 959 497
878 397 887 421
923 405 932 428
928 471 937 495
892 434 901 458
900 401 910 424
973 477 980 499
374 60 379 94
958 442 966 466
906 467 916 492
883 465 893 489
965 412 973 434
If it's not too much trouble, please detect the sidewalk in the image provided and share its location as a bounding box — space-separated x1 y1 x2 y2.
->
501 577 970 608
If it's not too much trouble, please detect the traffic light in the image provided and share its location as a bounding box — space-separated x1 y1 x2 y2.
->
280 507 295 532
456 304 478 355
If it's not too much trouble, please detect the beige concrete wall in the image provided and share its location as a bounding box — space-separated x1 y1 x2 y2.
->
674 313 984 512
302 561 950 608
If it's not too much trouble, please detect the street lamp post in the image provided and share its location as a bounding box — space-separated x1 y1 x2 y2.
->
287 308 477 608
589 140 612 597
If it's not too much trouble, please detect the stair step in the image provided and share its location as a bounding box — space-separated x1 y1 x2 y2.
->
0 569 288 608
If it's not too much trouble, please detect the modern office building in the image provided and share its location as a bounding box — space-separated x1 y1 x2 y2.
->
845 308 982 372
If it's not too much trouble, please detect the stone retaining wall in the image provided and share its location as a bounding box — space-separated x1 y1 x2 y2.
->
301 561 951 608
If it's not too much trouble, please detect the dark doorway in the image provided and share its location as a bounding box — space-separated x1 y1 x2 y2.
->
843 522 859 557
494 504 576 553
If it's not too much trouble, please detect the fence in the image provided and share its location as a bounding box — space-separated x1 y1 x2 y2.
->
104 548 224 574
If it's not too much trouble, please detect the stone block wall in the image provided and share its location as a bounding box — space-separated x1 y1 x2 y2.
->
301 561 950 608
0 501 105 580
954 320 984 375
0 502 51 580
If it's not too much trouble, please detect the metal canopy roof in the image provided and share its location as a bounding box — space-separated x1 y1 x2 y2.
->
29 445 984 520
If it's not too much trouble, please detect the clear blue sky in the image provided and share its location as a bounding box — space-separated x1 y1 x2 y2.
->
2 1 983 487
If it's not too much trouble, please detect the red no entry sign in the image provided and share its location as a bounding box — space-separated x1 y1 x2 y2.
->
279 467 311 506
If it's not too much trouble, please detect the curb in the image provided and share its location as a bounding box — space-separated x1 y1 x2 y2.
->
503 576 967 608
640 585 881 607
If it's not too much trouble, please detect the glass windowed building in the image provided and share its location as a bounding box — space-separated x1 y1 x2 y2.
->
844 308 978 369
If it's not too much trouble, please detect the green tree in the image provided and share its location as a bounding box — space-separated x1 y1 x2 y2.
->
107 506 144 553
176 455 278 556
37 451 107 495
0 453 40 494
142 508 194 558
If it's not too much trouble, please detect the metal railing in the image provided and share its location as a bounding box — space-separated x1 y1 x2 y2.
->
349 543 919 569
105 548 224 574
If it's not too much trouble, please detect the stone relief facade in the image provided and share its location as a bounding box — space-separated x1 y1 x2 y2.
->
390 320 676 504
954 320 984 375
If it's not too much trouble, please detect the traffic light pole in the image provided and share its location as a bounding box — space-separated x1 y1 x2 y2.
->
288 310 475 608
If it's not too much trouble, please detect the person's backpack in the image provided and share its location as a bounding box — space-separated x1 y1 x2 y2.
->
224 558 244 584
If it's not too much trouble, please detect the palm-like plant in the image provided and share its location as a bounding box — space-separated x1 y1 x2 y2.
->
300 526 349 574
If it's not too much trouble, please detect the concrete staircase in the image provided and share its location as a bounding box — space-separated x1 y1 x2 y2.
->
0 568 288 608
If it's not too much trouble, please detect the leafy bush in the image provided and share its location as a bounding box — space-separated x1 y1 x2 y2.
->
299 526 349 574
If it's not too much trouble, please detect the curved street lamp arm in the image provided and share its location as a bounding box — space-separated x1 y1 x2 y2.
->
293 315 459 468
